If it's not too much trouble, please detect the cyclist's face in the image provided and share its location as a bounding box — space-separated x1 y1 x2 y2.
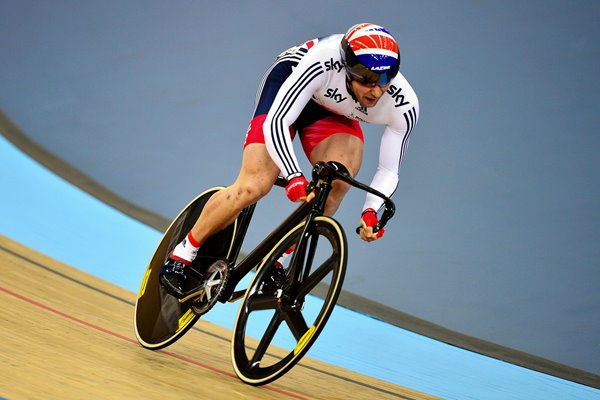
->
350 80 389 108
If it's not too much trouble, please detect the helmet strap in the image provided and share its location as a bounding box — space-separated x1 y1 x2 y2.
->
345 76 359 103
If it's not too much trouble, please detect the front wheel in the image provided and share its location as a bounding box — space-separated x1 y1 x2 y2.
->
231 216 347 385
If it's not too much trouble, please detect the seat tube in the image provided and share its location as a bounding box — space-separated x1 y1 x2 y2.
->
228 203 256 264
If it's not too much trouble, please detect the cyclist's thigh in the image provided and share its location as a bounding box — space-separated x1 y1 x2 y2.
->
308 132 363 216
304 118 365 177
235 143 281 195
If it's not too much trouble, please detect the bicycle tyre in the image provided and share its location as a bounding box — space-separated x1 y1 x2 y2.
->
134 187 237 349
231 216 347 385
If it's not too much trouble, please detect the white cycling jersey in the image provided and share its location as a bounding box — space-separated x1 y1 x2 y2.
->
263 34 419 212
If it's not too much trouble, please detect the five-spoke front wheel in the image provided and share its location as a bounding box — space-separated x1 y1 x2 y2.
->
231 216 347 385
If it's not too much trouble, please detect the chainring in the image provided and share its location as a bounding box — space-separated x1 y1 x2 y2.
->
190 259 229 315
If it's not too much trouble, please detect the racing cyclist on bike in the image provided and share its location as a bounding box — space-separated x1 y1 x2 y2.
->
160 23 419 298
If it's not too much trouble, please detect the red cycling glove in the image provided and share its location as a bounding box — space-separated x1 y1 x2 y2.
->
361 208 384 239
285 175 309 202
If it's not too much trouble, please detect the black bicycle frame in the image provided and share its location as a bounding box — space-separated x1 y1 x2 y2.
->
218 161 395 303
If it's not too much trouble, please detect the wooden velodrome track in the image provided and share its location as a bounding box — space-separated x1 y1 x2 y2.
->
0 235 440 400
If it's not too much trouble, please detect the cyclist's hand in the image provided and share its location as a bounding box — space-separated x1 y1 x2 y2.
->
359 208 384 242
285 175 310 202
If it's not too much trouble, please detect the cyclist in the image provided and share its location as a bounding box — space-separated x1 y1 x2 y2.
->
161 23 419 298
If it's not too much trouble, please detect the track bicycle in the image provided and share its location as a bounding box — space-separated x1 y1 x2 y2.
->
134 161 395 385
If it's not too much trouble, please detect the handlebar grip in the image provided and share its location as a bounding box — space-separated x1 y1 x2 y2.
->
355 204 393 236
355 223 382 235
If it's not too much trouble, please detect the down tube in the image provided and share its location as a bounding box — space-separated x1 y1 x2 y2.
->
226 201 314 292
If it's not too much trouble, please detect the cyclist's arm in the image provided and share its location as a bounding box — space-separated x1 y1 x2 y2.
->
263 61 326 180
363 104 419 212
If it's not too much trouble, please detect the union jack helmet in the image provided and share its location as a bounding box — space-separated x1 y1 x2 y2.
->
340 23 400 86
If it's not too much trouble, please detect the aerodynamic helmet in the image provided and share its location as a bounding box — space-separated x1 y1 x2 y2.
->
340 23 400 86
